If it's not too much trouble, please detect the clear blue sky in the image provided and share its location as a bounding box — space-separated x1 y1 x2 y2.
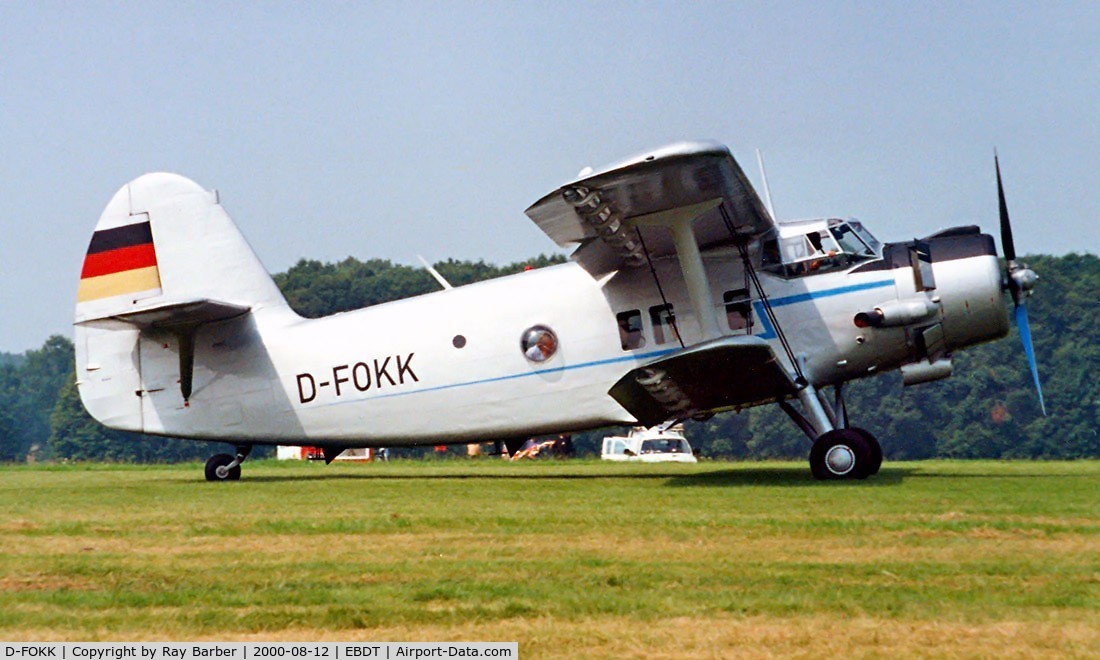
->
1 1 1096 352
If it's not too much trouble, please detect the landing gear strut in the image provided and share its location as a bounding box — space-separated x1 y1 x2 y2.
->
205 444 252 482
781 382 882 480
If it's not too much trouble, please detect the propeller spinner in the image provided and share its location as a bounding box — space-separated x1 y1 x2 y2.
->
996 154 1046 415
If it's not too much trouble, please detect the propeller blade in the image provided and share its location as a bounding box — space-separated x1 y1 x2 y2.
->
1014 304 1047 416
996 154 1016 262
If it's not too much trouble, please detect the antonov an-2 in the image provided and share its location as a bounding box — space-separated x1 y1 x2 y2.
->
73 141 1043 481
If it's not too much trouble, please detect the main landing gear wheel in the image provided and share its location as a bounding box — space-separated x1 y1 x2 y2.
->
810 429 872 480
851 427 883 476
205 454 240 481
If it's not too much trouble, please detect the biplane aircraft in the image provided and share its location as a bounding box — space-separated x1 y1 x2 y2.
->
73 141 1043 481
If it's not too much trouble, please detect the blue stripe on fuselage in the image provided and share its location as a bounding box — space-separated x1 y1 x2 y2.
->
753 279 894 339
309 347 681 408
306 279 894 407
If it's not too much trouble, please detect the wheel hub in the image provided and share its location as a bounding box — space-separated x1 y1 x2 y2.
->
824 445 855 475
215 465 229 479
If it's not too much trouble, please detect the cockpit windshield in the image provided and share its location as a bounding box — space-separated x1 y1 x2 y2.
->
759 218 882 278
847 220 881 254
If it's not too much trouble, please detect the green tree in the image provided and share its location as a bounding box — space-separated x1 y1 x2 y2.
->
25 251 1100 462
274 255 567 319
0 404 17 462
4 335 73 461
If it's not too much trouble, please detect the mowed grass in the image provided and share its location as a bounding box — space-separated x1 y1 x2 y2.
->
0 459 1097 657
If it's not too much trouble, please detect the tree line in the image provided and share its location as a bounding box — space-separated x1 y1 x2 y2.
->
2 252 1096 462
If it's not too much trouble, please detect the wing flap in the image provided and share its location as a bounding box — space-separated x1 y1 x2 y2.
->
609 335 798 427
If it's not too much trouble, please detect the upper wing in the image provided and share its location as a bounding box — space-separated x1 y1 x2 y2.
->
525 141 775 275
608 335 798 427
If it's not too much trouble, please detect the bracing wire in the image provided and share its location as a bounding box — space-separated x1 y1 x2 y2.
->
719 208 805 384
635 227 685 349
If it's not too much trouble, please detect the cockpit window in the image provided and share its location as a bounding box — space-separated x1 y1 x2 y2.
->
848 220 881 254
807 231 824 253
830 222 875 257
760 219 880 279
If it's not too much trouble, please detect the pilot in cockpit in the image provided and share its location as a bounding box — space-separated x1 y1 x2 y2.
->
762 219 881 279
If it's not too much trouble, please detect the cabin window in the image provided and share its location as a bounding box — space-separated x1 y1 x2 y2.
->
648 304 679 345
617 310 645 350
520 325 558 362
723 289 752 332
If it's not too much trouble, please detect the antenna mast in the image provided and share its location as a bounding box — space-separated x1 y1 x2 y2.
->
755 149 778 221
417 255 454 290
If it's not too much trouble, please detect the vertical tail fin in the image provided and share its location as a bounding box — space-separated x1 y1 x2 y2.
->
75 173 293 431
76 172 288 322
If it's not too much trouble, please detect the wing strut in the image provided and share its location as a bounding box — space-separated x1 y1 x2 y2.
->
670 220 723 340
723 208 806 385
628 199 726 341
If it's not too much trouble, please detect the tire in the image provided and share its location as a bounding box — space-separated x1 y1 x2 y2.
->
204 454 241 482
809 429 872 480
851 427 883 476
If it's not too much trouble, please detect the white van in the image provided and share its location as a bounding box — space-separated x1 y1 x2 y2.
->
601 425 697 463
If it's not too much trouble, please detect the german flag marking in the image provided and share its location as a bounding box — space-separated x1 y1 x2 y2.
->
78 220 162 302
86 220 154 254
80 243 158 279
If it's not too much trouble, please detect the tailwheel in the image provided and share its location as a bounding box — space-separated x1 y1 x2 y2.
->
851 427 882 476
204 445 251 482
809 429 872 480
205 454 240 481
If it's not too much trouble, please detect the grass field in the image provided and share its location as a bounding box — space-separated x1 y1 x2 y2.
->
0 459 1097 657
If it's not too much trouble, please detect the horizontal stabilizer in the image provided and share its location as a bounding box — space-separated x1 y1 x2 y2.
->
78 298 251 330
609 336 798 427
